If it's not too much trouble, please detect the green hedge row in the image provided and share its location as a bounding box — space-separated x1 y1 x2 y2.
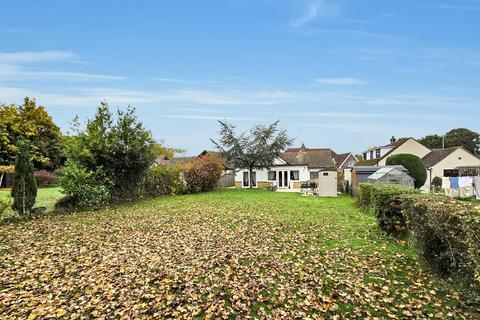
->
403 196 480 291
357 183 480 292
356 184 419 235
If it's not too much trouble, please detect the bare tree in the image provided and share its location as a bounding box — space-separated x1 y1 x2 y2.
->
211 121 292 188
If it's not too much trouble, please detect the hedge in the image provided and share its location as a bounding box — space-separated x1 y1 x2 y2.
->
357 183 480 293
34 170 59 187
357 183 419 236
141 165 187 198
403 195 480 291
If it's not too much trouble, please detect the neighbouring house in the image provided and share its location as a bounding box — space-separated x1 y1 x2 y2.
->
333 152 359 169
355 137 480 190
350 165 411 195
357 137 431 166
422 146 480 189
234 144 338 197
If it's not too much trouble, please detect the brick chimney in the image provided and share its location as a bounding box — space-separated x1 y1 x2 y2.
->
390 136 396 144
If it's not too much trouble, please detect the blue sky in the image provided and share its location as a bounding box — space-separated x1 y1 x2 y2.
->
1 0 479 155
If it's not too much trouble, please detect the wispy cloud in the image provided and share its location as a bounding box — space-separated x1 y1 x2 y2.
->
426 4 480 11
286 112 451 121
290 0 339 28
356 46 480 67
1 85 477 112
314 77 367 85
0 50 125 82
2 28 30 33
153 77 198 84
296 28 408 41
0 50 76 63
164 115 259 121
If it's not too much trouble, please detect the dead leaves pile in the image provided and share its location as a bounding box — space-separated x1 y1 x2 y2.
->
0 193 473 319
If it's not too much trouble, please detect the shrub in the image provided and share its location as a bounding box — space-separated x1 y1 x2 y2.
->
0 198 10 216
431 176 442 189
403 195 480 291
356 183 376 210
182 155 223 193
386 154 427 188
11 141 37 216
34 170 59 187
58 162 110 209
371 185 419 235
357 183 419 236
64 103 156 203
141 165 186 198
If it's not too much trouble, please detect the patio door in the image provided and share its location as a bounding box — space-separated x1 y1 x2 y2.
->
243 171 257 188
278 170 289 188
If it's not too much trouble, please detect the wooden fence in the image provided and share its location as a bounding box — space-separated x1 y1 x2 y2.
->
218 172 235 188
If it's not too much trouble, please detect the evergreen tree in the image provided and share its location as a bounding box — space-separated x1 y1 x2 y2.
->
211 121 292 189
11 141 37 216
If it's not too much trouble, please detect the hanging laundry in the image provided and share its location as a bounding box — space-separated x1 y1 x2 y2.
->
445 188 460 198
441 177 450 189
459 186 475 198
450 176 459 189
473 176 480 200
458 176 473 188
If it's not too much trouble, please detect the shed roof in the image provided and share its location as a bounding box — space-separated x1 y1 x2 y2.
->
353 165 407 174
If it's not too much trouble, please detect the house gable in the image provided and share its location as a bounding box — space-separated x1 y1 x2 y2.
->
337 153 358 168
431 148 480 170
377 138 431 166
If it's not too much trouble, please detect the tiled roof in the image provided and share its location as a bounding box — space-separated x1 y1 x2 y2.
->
422 147 460 168
280 149 337 169
333 152 352 166
355 159 379 166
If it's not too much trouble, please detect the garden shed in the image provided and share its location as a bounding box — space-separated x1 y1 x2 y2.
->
367 166 415 188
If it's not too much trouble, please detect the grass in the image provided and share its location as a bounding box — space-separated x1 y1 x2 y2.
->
0 187 63 216
0 189 473 319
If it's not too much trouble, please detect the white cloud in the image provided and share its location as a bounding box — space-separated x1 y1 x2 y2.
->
426 4 480 11
0 86 478 112
290 1 339 28
0 50 124 82
314 77 367 85
0 50 76 64
163 115 259 121
286 112 451 121
153 77 199 84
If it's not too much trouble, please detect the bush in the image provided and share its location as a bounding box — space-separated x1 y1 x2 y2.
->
58 162 110 210
63 103 156 203
356 183 376 210
357 183 419 236
431 176 442 189
0 198 10 216
403 195 480 291
182 155 223 193
141 165 186 198
11 141 37 216
386 154 427 188
34 170 59 187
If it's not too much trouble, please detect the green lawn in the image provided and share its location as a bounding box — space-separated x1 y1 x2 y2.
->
0 187 63 216
0 189 472 319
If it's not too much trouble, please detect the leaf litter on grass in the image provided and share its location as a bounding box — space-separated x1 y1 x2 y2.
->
0 190 471 319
